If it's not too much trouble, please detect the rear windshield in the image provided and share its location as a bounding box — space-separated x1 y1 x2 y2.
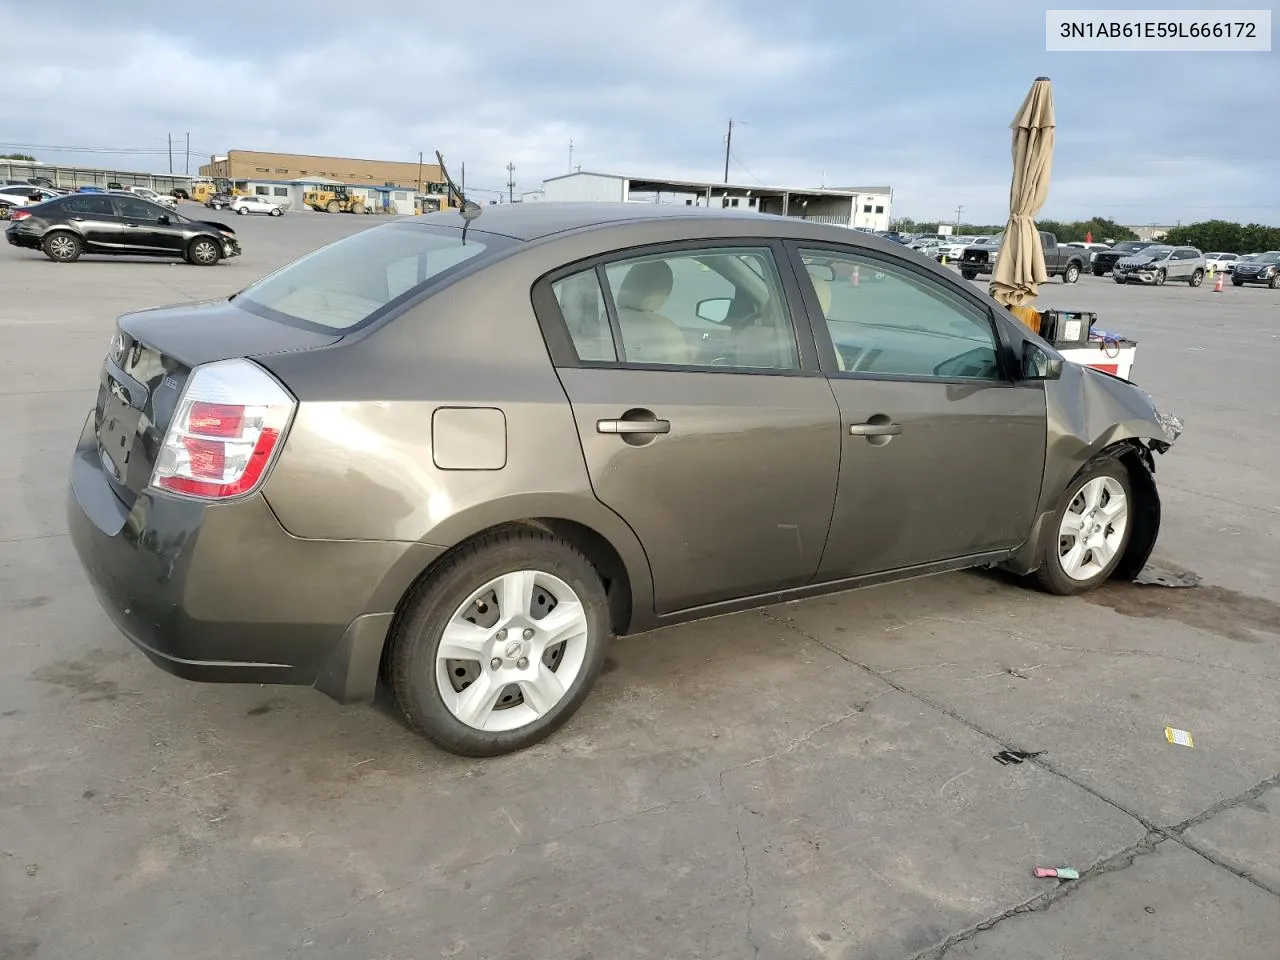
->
235 221 515 331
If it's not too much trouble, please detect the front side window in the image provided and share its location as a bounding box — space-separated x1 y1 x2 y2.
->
599 247 799 370
114 196 165 220
799 247 1002 380
236 222 513 331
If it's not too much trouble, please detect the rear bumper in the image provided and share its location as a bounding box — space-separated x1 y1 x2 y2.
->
5 224 40 249
66 411 441 702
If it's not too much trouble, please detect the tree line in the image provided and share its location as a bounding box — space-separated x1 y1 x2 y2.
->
1159 220 1280 254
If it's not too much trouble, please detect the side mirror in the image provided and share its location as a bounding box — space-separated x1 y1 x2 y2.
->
695 297 732 323
1021 341 1064 380
157 214 170 225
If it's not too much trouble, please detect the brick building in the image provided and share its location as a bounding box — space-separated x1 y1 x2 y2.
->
200 150 445 192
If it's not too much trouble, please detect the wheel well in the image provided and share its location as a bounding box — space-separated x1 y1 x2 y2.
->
1099 440 1161 580
378 517 635 682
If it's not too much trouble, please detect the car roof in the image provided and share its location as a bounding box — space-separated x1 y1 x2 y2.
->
413 201 792 242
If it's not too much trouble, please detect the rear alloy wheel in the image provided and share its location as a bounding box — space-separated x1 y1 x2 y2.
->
1063 264 1080 284
389 530 609 757
187 237 221 266
42 231 82 263
1036 460 1133 595
1154 268 1166 286
1189 268 1204 287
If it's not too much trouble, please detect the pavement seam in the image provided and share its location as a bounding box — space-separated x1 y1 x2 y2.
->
761 609 1160 831
762 609 1280 953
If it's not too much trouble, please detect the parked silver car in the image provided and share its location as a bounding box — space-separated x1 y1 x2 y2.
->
1113 245 1206 287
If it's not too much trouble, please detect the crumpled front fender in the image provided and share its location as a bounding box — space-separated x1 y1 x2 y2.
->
1004 360 1181 576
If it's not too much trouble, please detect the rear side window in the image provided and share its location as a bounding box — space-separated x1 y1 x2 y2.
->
62 196 115 216
552 271 616 361
236 222 515 331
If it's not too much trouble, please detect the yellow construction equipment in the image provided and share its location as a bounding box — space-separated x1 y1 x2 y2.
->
304 185 366 214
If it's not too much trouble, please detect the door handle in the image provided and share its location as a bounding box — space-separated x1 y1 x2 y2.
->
597 418 671 435
849 421 902 437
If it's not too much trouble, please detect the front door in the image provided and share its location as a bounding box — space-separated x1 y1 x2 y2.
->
789 243 1047 579
112 195 181 253
540 243 841 614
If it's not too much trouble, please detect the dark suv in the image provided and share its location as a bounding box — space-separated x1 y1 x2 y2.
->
5 193 240 265
1091 241 1156 276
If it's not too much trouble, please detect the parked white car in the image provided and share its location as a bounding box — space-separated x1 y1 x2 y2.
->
0 184 59 206
114 186 177 208
1203 252 1239 273
230 194 285 216
934 237 974 261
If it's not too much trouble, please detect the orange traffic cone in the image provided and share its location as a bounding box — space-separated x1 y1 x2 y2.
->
1213 272 1224 292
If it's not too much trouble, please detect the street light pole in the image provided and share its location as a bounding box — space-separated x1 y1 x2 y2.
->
723 118 733 183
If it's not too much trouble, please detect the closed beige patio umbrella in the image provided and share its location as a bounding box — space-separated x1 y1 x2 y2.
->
990 76 1055 327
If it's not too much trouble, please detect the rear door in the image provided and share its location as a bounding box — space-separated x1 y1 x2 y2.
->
534 241 841 614
787 242 1046 579
60 195 121 250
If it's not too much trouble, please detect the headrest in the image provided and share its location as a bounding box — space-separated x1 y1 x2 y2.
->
616 260 674 312
807 271 832 315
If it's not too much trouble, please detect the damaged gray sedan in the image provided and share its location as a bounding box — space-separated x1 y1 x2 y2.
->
67 203 1180 757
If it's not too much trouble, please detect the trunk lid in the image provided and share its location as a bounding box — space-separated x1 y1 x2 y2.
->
95 300 339 506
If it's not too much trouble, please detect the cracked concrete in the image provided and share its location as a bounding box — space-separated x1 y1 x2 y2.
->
3 220 1279 959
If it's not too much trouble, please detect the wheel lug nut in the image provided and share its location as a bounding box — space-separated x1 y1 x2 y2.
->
523 628 534 640
496 628 508 641
517 657 529 669
490 658 502 670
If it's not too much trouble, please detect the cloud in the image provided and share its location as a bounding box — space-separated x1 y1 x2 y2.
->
2 0 1276 223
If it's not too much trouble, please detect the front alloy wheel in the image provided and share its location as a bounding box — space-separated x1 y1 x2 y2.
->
1155 268 1166 286
188 238 220 265
1037 461 1133 595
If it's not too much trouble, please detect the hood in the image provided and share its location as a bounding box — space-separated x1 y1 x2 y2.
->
1117 254 1162 267
194 218 234 233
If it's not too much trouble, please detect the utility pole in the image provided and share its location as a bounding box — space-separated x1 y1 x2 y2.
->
506 161 515 203
167 134 173 174
417 151 423 195
184 133 190 175
723 119 733 183
954 204 964 228
568 139 574 173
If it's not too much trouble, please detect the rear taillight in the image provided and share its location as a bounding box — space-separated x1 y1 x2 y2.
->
151 359 295 500
10 209 31 221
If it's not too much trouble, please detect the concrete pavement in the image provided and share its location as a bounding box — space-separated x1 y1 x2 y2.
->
1 212 1276 959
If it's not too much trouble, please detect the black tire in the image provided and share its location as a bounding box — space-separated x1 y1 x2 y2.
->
1154 269 1166 286
389 529 610 757
42 231 82 263
1092 265 1106 276
236 206 247 215
1036 458 1134 596
351 202 366 215
1063 263 1080 284
1189 269 1204 287
326 200 340 213
187 236 221 266
1113 275 1125 284
1270 275 1280 289
961 269 977 280
270 207 282 216
1232 277 1245 287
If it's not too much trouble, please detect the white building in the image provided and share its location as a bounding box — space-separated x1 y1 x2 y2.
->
539 171 893 231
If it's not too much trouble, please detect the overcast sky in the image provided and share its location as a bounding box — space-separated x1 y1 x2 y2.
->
3 0 1276 225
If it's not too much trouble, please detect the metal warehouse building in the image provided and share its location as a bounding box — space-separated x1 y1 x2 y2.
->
538 171 893 231
0 158 194 194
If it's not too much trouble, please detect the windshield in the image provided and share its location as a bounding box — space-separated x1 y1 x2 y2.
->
975 235 1001 245
1133 245 1172 259
235 221 514 331
1255 252 1280 264
1112 242 1147 253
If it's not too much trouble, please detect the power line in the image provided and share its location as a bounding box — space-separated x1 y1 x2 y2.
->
730 152 766 186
